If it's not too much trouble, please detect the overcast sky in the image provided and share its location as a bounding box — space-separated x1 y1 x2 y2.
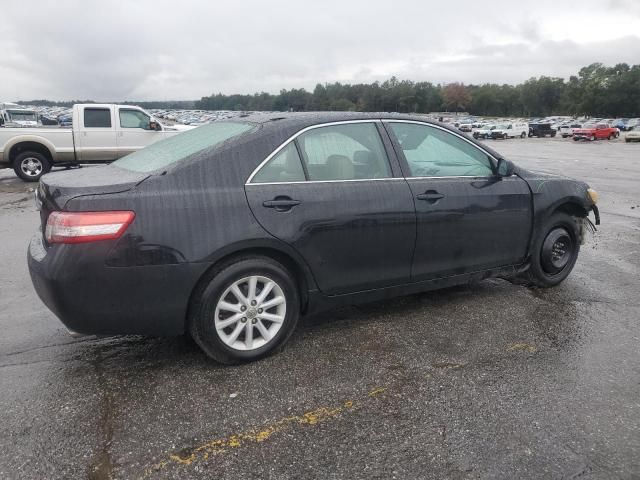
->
1 0 639 101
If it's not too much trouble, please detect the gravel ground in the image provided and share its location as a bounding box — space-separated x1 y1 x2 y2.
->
0 136 639 480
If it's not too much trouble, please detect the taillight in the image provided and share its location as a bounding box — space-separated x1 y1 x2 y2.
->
45 211 135 244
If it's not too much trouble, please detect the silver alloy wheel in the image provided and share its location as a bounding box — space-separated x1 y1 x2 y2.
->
20 157 43 177
214 275 286 351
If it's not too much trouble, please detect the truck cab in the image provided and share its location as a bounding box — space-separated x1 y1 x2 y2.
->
0 104 194 181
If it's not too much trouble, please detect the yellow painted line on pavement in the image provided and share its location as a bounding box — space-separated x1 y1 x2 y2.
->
143 387 387 477
506 342 537 353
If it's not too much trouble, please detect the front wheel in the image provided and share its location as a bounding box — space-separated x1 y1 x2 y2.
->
522 212 581 288
189 256 300 363
13 151 51 182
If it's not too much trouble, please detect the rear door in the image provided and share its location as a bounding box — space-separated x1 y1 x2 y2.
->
75 106 118 161
116 108 163 158
245 121 416 295
385 121 532 281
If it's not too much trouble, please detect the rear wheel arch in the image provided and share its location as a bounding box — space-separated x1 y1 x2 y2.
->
185 246 312 331
9 141 54 164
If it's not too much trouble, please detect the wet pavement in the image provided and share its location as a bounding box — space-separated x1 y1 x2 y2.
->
1 137 639 479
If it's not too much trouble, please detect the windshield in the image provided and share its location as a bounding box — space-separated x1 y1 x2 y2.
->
114 122 255 173
7 110 36 121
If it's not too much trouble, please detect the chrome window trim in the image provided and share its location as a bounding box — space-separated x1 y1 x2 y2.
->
247 177 407 186
245 119 391 185
245 118 502 185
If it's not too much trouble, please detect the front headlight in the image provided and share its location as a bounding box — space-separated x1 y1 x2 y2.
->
587 188 598 204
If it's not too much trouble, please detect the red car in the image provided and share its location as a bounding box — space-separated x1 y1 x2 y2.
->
573 123 619 141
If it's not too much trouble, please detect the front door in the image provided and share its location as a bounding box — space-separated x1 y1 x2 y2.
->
116 108 163 158
385 121 532 281
245 121 416 295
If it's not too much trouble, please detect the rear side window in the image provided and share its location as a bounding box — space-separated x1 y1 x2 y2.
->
84 108 112 128
251 143 305 183
297 123 391 181
114 122 254 173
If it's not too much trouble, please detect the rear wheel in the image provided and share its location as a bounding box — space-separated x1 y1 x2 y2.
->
189 256 300 363
13 151 51 182
521 132 526 138
522 212 581 288
590 135 596 141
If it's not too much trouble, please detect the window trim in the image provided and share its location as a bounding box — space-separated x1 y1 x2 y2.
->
383 119 500 179
246 120 396 185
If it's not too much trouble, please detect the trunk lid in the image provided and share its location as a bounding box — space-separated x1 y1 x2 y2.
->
37 165 148 230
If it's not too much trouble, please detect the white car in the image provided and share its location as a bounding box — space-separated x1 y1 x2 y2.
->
472 124 496 139
559 123 582 138
625 127 640 143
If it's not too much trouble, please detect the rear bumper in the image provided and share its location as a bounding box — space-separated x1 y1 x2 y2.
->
28 232 208 336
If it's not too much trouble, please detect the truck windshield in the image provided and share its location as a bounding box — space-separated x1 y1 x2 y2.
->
113 122 255 173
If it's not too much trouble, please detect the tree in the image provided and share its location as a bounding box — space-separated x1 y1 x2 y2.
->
441 83 471 112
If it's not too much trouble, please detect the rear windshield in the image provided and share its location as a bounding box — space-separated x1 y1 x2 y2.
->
114 122 254 173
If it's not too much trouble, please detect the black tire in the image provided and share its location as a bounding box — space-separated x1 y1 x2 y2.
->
503 133 509 139
13 151 51 182
189 255 300 364
523 212 581 288
590 135 596 141
608 134 614 140
520 132 526 138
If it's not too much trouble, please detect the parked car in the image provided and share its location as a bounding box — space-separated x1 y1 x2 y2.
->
472 124 495 139
559 123 582 138
625 126 640 143
490 122 529 139
28 113 600 363
528 123 557 138
0 104 194 181
572 123 618 141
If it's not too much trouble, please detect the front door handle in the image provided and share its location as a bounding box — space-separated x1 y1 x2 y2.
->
416 191 445 203
262 197 301 212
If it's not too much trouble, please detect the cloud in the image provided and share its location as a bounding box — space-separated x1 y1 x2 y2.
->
0 0 638 101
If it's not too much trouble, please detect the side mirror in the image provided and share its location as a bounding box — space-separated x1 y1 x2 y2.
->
496 158 513 177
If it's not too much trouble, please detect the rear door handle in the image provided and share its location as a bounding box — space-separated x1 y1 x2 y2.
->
416 191 445 202
262 197 301 212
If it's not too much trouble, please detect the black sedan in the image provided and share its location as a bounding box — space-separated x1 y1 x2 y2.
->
28 113 600 363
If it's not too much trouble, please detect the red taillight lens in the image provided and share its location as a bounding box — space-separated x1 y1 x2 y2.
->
45 211 135 244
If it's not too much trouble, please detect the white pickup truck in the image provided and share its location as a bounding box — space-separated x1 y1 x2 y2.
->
0 104 193 181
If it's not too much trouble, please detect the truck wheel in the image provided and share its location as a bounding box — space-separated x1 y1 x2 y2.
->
189 255 300 364
13 151 51 182
521 212 581 288
521 132 526 138
503 133 509 139
608 134 614 140
590 135 596 141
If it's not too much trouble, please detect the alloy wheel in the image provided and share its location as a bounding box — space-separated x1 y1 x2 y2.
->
20 157 43 177
214 275 286 351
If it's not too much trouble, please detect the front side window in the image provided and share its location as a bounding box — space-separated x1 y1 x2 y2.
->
251 143 305 183
84 108 112 128
388 123 493 178
114 122 254 173
297 123 391 181
119 109 151 129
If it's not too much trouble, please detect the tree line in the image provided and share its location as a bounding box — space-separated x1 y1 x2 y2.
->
196 63 640 117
